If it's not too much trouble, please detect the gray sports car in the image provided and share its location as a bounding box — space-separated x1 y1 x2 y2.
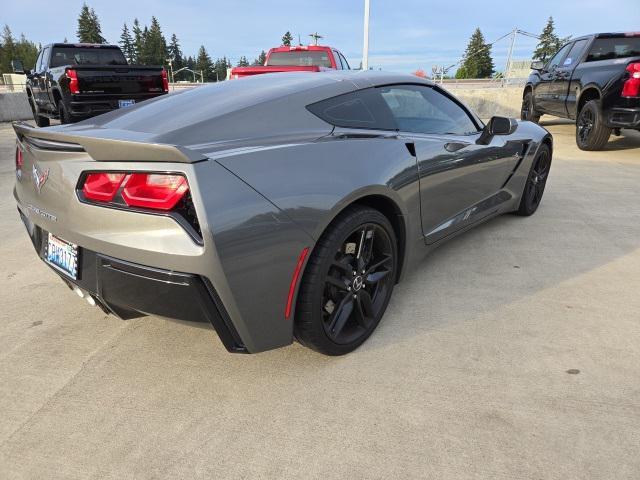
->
13 71 552 355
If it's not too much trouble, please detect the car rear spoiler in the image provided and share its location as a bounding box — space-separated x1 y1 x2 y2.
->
12 122 207 164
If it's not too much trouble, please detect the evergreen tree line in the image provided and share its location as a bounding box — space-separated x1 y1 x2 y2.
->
0 25 39 75
455 17 569 79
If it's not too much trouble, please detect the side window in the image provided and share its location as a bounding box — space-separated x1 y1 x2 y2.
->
547 43 572 70
339 52 351 70
34 51 43 72
562 39 588 67
333 50 343 69
379 84 479 135
39 47 50 71
306 88 396 130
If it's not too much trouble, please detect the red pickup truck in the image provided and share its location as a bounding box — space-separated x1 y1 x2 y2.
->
229 45 351 79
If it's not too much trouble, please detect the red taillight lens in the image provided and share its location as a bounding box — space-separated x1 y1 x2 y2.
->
15 145 23 172
622 63 640 97
67 69 79 94
121 173 188 210
82 173 126 202
161 68 169 92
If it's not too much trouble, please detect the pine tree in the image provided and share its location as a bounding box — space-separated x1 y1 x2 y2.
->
457 28 494 79
76 3 106 44
119 24 135 63
196 45 213 82
132 18 143 63
282 31 293 46
253 50 267 66
237 56 249 67
142 17 167 66
168 33 183 70
533 17 568 62
0 25 16 74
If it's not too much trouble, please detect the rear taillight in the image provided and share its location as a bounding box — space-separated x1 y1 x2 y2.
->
161 68 169 92
82 173 126 202
15 145 23 178
80 172 189 211
622 63 640 97
121 173 188 210
67 69 79 94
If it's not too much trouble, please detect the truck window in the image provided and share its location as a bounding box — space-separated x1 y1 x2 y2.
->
562 39 589 67
34 50 43 72
547 43 573 71
333 50 343 69
267 51 332 68
338 52 351 70
586 37 640 61
49 47 128 67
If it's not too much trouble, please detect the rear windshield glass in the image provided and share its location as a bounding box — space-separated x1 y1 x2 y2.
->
586 37 640 61
50 47 127 67
266 51 332 67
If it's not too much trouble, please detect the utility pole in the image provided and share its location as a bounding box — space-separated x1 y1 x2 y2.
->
362 0 370 70
504 28 517 86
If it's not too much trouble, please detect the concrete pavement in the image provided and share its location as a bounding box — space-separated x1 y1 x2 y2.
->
0 121 639 479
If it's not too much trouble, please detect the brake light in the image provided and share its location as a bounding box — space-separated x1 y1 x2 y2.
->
161 68 169 92
67 69 79 94
622 63 640 97
82 173 126 202
15 145 23 177
121 173 188 210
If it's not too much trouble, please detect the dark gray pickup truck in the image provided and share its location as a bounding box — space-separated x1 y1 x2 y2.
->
14 43 168 126
522 32 640 150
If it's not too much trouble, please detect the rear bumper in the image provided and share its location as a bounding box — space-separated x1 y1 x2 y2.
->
68 92 166 118
19 209 247 353
607 107 640 129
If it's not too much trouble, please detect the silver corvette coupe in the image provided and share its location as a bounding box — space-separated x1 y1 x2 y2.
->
13 71 552 355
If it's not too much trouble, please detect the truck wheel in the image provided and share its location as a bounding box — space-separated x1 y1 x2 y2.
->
521 91 540 123
58 102 71 124
576 100 611 151
29 98 50 128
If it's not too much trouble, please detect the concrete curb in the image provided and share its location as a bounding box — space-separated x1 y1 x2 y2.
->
0 92 32 122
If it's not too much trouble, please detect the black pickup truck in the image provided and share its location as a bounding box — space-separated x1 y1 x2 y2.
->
13 43 168 127
521 32 640 150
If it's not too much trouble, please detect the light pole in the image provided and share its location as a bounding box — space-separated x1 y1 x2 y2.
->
362 0 370 70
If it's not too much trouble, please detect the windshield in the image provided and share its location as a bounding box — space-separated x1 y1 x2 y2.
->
50 47 128 67
266 51 332 67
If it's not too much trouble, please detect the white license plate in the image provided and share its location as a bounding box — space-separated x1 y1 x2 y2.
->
45 233 79 279
118 99 136 108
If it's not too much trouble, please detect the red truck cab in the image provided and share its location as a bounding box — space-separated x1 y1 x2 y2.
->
229 45 350 79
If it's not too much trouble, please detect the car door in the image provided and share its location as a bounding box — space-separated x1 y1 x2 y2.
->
378 84 524 244
34 46 51 110
534 42 572 113
30 50 44 106
546 39 589 116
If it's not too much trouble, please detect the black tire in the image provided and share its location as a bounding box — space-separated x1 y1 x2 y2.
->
516 143 552 216
521 90 540 123
294 206 398 356
29 97 50 128
58 101 71 124
576 100 611 151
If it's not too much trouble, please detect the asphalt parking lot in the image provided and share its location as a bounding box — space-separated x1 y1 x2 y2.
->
0 120 639 479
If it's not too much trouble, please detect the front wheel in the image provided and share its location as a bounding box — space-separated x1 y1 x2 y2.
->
516 144 552 216
576 100 611 151
29 97 50 128
294 206 398 355
521 91 540 123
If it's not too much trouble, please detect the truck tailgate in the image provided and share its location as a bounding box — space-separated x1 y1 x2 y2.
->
73 66 165 94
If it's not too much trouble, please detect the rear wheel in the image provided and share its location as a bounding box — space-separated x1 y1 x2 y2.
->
521 91 540 123
294 206 397 355
58 101 71 124
576 100 611 151
516 144 551 216
29 97 50 128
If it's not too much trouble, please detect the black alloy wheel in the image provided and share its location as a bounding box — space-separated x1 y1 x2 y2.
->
521 91 540 123
516 144 551 216
295 206 397 355
576 100 611 151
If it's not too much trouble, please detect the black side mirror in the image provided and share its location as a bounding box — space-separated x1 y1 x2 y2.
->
11 59 25 74
476 116 518 145
530 60 544 71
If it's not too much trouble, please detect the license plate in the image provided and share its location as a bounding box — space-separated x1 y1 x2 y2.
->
45 233 79 279
118 99 135 108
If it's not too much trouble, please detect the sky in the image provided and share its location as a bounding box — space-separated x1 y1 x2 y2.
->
3 0 640 74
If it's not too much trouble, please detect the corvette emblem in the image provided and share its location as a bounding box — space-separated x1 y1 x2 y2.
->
32 163 49 194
